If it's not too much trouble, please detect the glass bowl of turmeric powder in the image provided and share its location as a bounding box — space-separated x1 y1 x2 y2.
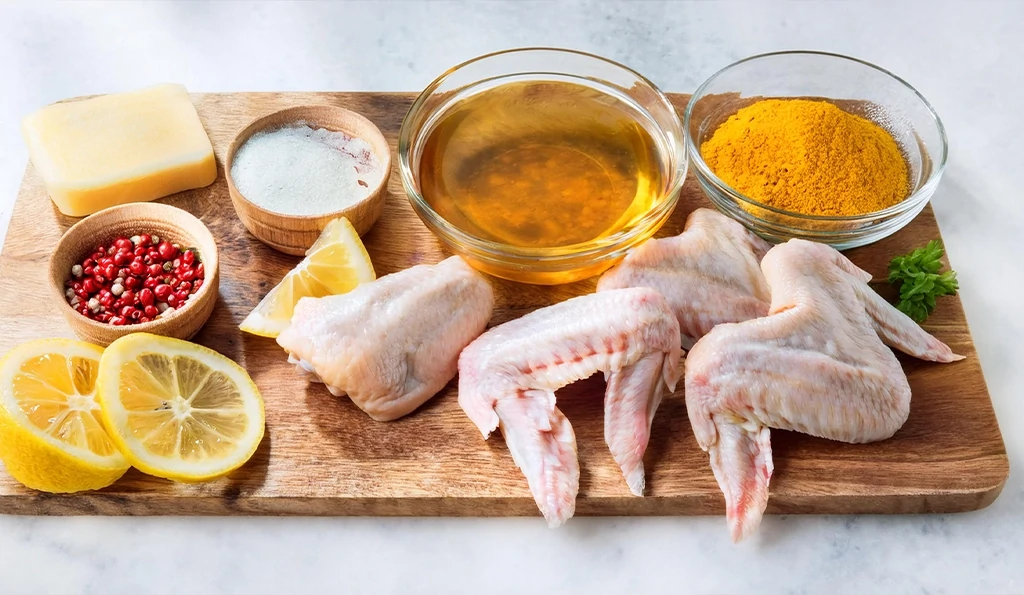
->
684 50 947 249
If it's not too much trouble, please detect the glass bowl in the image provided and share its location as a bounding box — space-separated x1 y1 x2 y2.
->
398 47 688 285
684 51 948 249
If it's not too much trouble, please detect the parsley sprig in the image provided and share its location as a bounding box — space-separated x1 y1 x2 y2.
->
887 240 958 323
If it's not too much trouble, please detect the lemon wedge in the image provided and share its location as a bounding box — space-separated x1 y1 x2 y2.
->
240 217 376 338
96 333 265 482
0 339 129 493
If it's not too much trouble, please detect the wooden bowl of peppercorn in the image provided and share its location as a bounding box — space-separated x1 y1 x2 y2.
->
48 202 219 347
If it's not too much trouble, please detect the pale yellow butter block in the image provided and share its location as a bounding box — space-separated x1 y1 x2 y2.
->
21 84 217 217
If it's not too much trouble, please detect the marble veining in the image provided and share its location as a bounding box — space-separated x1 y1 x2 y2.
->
0 1 1021 593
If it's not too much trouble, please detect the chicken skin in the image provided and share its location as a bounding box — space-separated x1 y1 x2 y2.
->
458 288 681 527
598 208 772 349
684 239 962 541
277 256 494 421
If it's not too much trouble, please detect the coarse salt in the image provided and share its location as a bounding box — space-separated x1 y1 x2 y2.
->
230 121 384 216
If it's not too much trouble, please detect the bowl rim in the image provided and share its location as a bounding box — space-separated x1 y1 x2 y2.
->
49 202 219 333
683 49 949 222
225 104 392 223
397 46 688 262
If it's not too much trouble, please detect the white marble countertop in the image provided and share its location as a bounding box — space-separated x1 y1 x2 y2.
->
1 1 1021 593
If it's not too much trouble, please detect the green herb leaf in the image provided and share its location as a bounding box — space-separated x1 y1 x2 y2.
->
887 240 958 323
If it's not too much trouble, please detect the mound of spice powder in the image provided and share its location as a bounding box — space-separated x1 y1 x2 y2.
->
700 99 910 216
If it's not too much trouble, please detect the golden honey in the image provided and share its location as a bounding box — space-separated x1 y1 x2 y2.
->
417 80 671 249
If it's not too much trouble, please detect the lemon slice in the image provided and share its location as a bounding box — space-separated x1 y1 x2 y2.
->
0 339 129 492
96 333 265 482
240 217 376 338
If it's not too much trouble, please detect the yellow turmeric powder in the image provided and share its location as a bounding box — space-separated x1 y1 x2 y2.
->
700 99 910 216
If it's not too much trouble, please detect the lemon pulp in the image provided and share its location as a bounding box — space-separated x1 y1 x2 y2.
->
0 339 128 493
240 217 375 338
98 334 264 482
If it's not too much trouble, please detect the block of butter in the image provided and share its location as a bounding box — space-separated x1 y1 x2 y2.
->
21 84 217 217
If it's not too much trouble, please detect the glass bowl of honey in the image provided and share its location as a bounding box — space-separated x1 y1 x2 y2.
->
398 47 688 285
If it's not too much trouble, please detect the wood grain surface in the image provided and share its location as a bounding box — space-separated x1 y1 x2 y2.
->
0 92 1008 517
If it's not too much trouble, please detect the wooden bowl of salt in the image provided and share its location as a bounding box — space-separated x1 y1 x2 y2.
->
226 105 391 255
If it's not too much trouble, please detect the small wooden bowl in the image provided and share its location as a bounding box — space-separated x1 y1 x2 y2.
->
48 202 220 347
225 105 391 255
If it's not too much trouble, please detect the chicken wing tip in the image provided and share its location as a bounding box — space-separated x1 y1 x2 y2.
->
625 466 646 497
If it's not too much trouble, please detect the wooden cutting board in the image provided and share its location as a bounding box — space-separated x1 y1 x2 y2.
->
0 92 1008 517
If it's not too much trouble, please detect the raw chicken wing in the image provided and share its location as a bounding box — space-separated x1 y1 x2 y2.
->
277 256 494 421
598 208 772 348
685 239 963 541
459 288 681 527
